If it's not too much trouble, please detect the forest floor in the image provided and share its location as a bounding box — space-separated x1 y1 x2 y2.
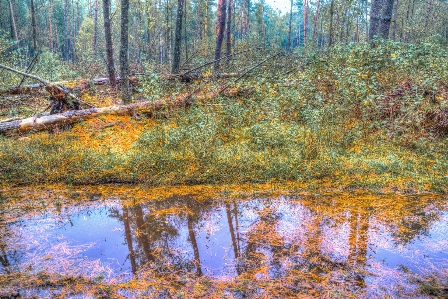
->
1 42 448 193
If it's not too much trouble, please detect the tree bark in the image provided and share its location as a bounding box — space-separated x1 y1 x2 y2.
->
93 0 99 53
329 0 334 46
102 0 116 87
0 88 239 134
225 0 232 57
214 0 227 71
392 0 399 41
378 0 394 39
303 0 308 46
120 0 130 103
424 0 432 30
30 0 37 55
8 0 19 44
63 0 70 60
288 0 293 50
312 0 320 41
172 0 185 74
49 0 53 51
370 0 394 40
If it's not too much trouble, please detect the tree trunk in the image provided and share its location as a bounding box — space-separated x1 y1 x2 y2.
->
378 0 394 39
0 88 240 134
369 0 382 40
8 0 19 44
392 0 399 40
303 0 308 46
49 0 53 51
287 0 293 50
312 0 320 41
120 0 130 103
102 0 116 87
424 0 432 30
93 0 99 53
30 0 37 55
204 0 209 55
172 0 185 74
63 0 70 60
214 0 227 71
329 0 334 46
225 0 232 57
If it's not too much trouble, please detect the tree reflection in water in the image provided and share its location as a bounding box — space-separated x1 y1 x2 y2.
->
0 190 446 298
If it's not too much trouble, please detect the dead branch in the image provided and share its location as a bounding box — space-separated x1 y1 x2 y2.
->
0 63 95 109
218 52 282 95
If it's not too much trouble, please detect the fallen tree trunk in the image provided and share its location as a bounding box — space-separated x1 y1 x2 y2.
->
0 88 239 135
0 76 138 96
163 72 240 82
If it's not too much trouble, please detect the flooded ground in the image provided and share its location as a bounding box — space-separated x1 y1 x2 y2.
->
0 186 447 298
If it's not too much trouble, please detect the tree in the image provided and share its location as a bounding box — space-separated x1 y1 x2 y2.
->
120 0 130 103
103 0 116 86
225 0 233 57
369 0 394 40
172 0 185 74
214 0 227 71
30 0 37 55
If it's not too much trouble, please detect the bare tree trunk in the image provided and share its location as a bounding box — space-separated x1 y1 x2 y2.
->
329 0 334 46
378 0 394 39
8 0 19 44
120 0 130 103
63 0 70 60
312 0 320 41
369 0 382 40
204 0 209 55
30 0 37 55
424 0 432 30
288 0 293 50
392 0 399 40
172 0 185 74
103 0 116 86
225 0 232 57
303 0 308 46
214 0 226 71
49 0 53 51
93 0 99 53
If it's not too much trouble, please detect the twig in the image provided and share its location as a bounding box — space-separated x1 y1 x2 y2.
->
218 52 282 95
182 47 263 77
17 54 39 88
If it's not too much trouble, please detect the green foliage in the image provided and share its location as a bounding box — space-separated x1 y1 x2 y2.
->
1 41 447 191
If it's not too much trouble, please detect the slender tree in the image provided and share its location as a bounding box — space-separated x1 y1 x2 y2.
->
30 0 37 55
172 0 185 74
225 0 232 57
214 0 226 71
312 0 320 41
288 0 293 50
102 0 116 86
93 0 99 53
8 0 18 44
120 0 130 103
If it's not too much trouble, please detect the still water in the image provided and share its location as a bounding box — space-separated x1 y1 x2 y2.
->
0 188 447 298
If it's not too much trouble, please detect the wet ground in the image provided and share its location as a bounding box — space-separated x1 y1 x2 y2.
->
0 187 447 298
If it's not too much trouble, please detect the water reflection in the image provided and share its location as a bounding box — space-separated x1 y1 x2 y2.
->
0 192 447 297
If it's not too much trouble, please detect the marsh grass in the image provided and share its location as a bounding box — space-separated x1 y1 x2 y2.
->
1 41 447 191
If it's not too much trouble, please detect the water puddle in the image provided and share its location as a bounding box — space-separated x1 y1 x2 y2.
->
0 189 447 298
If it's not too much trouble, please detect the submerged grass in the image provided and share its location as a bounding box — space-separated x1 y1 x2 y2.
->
1 40 448 191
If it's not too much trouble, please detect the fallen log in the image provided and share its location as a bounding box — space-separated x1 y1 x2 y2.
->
0 88 239 135
0 76 138 96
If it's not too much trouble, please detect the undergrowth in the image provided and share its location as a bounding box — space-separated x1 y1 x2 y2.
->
1 40 447 191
